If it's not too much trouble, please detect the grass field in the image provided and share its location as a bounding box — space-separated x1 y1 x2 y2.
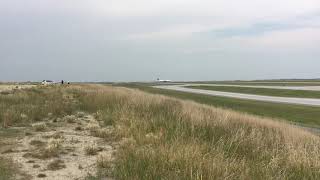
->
187 85 320 99
0 85 35 93
82 85 320 179
119 84 320 128
185 80 320 86
2 84 320 179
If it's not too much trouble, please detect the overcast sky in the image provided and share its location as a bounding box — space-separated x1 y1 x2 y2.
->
1 0 320 82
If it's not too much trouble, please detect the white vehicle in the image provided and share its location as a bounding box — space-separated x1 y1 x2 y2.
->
41 80 55 85
157 78 172 83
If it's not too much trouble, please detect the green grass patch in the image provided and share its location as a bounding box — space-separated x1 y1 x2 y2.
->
187 85 320 99
185 80 320 86
119 84 320 127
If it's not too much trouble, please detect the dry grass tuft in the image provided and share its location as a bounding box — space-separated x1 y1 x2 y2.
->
24 138 63 159
84 143 101 156
32 123 47 132
45 138 62 153
33 164 40 168
86 121 100 131
37 173 47 178
90 128 114 139
47 159 66 171
76 112 85 118
74 126 83 131
86 120 115 139
63 115 76 123
43 132 64 139
97 152 113 169
29 139 46 147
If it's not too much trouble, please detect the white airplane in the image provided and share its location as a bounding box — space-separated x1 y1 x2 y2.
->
156 78 172 83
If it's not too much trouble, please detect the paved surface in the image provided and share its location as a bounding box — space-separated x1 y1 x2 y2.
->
154 85 320 107
185 84 320 91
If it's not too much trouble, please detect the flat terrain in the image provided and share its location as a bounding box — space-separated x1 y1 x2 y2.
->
187 83 320 91
122 84 320 127
2 84 320 179
156 85 320 107
186 80 320 86
187 85 320 98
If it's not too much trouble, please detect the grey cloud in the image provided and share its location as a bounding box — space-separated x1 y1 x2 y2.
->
0 1 320 82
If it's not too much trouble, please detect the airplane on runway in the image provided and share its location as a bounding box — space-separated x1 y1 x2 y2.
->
157 78 172 83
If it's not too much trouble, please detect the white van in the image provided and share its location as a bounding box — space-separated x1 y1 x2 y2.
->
41 80 54 85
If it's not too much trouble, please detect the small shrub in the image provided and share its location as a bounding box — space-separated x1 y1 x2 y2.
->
30 140 46 147
84 144 101 156
25 138 63 159
43 132 64 139
63 115 76 123
46 138 62 152
25 131 32 136
76 112 85 118
0 91 11 95
32 123 46 132
75 126 83 131
33 164 40 169
97 152 112 169
90 128 113 139
86 121 100 132
47 159 66 171
37 174 47 178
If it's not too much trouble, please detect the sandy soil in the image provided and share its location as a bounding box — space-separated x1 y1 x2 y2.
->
0 113 116 180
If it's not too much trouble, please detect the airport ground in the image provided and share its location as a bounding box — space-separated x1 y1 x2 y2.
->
121 83 320 128
1 82 320 179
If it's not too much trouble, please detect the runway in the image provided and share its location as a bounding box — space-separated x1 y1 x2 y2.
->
154 85 320 107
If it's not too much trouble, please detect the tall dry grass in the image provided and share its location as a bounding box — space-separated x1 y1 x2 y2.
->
76 85 320 180
0 157 13 180
0 86 76 127
2 84 320 179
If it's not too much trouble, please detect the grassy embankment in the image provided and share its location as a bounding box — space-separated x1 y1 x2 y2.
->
79 85 320 179
187 85 320 99
2 85 320 179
